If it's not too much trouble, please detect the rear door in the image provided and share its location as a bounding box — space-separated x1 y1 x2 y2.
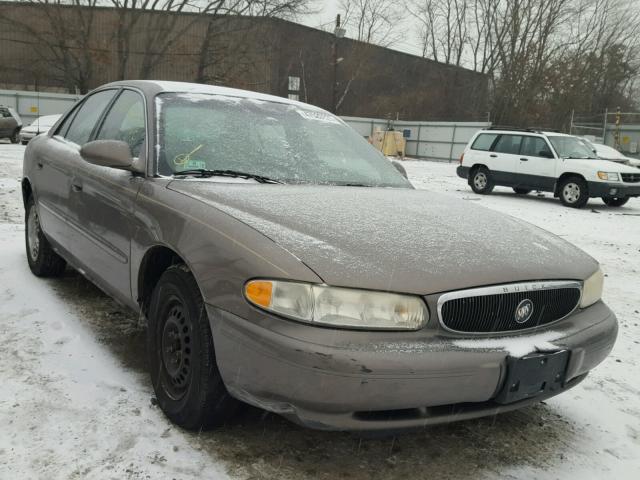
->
70 89 146 304
489 134 523 185
515 135 557 190
34 90 117 252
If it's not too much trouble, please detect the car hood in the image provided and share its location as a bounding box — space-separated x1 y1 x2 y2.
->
564 158 640 173
168 182 598 294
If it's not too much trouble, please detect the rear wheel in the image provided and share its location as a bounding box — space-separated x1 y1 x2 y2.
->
513 187 532 195
470 167 494 194
558 176 589 208
25 196 66 277
147 265 239 430
602 197 629 207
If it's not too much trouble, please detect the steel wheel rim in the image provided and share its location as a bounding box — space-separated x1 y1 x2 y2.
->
160 299 192 400
474 172 487 189
27 207 40 260
563 183 580 203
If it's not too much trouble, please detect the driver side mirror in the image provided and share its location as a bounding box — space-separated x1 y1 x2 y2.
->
539 150 554 159
80 140 140 172
392 160 408 178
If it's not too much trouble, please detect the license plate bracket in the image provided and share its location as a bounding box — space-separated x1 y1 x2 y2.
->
494 350 570 404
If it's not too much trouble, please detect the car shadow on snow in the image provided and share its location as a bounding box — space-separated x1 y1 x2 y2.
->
50 268 578 480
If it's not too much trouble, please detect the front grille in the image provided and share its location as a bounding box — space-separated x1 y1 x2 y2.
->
438 282 581 333
621 172 640 183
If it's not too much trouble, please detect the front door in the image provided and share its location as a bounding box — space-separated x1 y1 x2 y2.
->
35 90 117 251
515 136 557 190
70 89 146 305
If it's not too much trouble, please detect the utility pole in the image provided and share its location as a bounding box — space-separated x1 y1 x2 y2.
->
614 106 621 149
331 14 345 114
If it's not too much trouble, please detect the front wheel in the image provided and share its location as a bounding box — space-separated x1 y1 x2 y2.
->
470 167 494 194
602 197 629 207
147 265 239 430
558 176 589 208
10 129 20 144
25 196 66 277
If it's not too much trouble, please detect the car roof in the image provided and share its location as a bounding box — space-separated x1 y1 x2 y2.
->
479 129 572 137
97 80 324 111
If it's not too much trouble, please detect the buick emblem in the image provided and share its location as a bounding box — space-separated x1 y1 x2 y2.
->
514 299 534 324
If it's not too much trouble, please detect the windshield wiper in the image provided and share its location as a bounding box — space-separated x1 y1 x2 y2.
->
173 169 283 184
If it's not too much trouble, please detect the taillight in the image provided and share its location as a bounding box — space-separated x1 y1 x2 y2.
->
459 152 465 165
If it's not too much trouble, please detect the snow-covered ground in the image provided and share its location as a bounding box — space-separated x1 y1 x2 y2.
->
1 143 639 479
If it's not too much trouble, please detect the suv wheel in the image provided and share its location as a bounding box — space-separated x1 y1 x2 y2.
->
147 265 240 430
470 167 494 194
25 196 67 276
10 129 20 144
513 187 532 195
559 176 589 208
602 197 629 207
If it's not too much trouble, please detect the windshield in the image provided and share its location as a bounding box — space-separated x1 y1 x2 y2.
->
548 136 597 159
155 93 410 188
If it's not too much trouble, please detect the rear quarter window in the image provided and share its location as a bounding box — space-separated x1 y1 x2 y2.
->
471 133 498 151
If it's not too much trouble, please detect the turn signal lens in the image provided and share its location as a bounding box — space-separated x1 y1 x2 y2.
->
244 280 273 307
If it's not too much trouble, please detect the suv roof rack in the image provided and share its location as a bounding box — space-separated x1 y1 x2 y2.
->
484 126 543 133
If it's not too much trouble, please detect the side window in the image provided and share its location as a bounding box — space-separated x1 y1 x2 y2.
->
493 135 522 154
54 108 79 138
96 90 146 157
521 136 553 157
64 90 117 146
471 133 498 151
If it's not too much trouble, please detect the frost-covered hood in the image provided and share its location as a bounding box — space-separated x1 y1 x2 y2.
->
169 182 598 294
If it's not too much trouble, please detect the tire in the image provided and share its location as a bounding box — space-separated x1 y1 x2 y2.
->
10 129 20 144
558 176 589 208
602 197 629 207
470 166 494 194
513 187 532 195
147 264 239 430
21 140 28 146
25 196 66 277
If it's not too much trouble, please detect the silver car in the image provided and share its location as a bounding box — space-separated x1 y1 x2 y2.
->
22 81 617 432
19 114 62 145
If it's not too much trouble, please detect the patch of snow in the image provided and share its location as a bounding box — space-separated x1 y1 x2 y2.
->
453 331 562 357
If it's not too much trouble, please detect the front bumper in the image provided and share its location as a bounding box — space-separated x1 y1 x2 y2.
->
587 181 640 198
207 301 617 432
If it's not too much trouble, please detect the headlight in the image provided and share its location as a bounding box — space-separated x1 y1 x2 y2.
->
597 171 620 181
580 267 604 308
244 280 429 330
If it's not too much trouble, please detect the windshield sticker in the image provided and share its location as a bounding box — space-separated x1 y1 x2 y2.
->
296 109 341 124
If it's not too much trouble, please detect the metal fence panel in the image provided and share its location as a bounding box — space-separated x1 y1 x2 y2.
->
0 89 80 125
341 116 489 161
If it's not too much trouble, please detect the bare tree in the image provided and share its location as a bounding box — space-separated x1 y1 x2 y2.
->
339 0 404 47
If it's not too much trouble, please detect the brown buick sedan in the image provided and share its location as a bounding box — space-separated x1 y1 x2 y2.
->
22 81 617 432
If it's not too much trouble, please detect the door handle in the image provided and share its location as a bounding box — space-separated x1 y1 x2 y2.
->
490 154 497 158
520 158 528 161
71 182 83 192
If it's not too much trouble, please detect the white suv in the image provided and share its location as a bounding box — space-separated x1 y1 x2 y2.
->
457 128 640 208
